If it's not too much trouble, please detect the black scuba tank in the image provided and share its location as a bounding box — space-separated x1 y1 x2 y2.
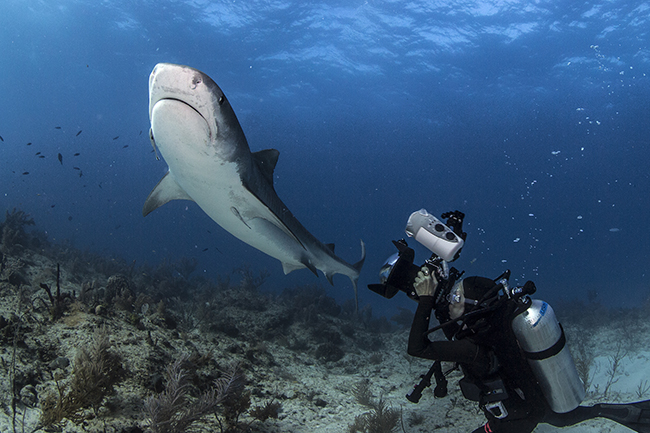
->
511 299 585 413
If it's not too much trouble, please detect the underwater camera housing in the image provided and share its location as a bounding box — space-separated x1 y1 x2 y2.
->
406 209 465 262
368 209 467 302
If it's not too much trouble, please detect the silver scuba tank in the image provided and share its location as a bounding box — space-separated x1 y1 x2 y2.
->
511 299 585 413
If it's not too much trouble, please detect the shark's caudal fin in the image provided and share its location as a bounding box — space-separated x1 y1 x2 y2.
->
320 239 365 310
349 240 366 311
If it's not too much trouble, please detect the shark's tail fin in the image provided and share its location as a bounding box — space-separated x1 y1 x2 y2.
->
351 239 366 311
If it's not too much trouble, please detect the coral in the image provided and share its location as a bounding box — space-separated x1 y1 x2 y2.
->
315 342 345 363
281 284 341 322
637 380 650 399
219 369 251 430
348 397 400 433
39 264 72 321
352 380 375 408
234 265 270 292
0 208 35 254
106 274 135 311
349 380 401 433
249 400 282 422
174 257 198 280
40 327 124 426
144 354 243 433
407 411 425 426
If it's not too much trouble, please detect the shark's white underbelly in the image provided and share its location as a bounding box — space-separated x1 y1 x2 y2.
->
171 164 307 269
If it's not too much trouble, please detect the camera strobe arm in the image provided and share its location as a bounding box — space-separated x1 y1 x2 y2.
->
406 361 441 403
407 361 458 403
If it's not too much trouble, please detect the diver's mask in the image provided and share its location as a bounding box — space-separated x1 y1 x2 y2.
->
448 281 466 319
447 280 481 319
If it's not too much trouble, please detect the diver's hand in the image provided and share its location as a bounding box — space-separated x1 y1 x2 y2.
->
413 266 438 297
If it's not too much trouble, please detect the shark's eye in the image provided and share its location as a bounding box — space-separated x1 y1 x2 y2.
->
191 76 202 89
218 96 225 106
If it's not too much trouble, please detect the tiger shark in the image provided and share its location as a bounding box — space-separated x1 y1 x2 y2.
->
143 63 365 305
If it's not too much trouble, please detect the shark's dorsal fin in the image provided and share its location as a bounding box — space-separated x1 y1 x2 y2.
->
252 149 279 186
142 171 194 216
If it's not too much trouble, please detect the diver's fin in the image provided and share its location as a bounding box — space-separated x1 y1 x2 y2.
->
597 400 650 433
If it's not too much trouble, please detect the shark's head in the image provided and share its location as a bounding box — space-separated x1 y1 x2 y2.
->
148 63 248 162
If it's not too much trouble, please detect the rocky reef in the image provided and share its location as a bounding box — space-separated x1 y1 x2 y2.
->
1 209 649 433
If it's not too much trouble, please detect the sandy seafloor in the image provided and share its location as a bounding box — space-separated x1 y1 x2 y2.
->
1 218 649 433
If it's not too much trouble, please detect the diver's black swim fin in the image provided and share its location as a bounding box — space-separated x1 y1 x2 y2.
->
596 400 650 433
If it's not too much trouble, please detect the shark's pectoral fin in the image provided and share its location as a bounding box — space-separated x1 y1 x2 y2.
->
149 128 161 161
230 207 252 229
282 258 318 277
142 171 194 216
282 262 303 275
252 149 280 186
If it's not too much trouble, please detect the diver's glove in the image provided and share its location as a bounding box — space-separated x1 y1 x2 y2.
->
413 266 438 297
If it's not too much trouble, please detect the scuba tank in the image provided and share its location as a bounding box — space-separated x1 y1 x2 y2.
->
511 299 585 413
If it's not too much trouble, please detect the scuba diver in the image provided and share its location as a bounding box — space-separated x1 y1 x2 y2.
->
368 209 650 433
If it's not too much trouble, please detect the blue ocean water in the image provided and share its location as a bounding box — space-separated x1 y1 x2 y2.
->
1 0 648 318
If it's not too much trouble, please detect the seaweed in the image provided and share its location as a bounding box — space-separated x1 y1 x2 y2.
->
40 327 124 426
106 274 136 311
0 209 35 254
348 397 401 433
143 354 243 433
349 380 401 433
174 257 198 280
249 400 281 422
39 264 71 321
352 379 375 408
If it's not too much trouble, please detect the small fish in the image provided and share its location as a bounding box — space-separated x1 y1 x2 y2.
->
51 205 56 208
76 130 82 137
35 152 41 155
22 172 29 175
38 155 45 159
123 145 129 148
74 152 80 156
113 136 119 140
202 248 209 252
55 126 61 130
26 142 32 146
73 166 80 170
78 170 83 178
139 130 143 135
114 225 121 230
58 153 63 165
68 216 73 221
0 135 4 141
98 182 102 189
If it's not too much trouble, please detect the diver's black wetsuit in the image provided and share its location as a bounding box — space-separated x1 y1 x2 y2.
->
407 276 610 433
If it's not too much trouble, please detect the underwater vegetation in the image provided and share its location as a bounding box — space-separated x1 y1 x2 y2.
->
1 209 649 433
0 209 403 432
348 379 400 433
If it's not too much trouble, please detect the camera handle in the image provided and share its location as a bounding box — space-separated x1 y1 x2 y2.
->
406 361 458 403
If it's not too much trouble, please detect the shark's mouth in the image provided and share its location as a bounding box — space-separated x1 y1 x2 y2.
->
151 98 213 145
